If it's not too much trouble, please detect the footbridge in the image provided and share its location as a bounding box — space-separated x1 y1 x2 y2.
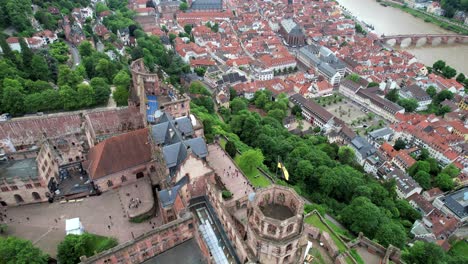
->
380 34 468 48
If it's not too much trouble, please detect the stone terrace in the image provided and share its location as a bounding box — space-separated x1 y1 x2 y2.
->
2 188 163 257
206 144 253 201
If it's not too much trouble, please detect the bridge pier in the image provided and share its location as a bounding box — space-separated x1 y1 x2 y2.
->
381 34 468 48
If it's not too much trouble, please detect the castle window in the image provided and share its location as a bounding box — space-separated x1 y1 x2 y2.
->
287 224 294 233
107 180 113 187
267 224 276 235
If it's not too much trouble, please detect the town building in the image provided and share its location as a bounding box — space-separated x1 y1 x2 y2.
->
131 58 191 121
349 136 377 165
289 94 335 130
190 0 223 12
297 44 346 86
83 128 161 192
279 19 305 47
399 84 432 111
433 187 468 222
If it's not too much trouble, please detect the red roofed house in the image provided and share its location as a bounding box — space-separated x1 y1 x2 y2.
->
84 128 158 192
310 80 333 98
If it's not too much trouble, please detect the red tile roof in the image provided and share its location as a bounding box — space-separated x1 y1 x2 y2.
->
85 128 152 180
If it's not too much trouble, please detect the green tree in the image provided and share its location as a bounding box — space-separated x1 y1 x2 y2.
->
113 70 131 88
192 96 214 113
456 73 466 83
414 171 432 190
292 160 314 184
403 241 446 264
184 24 192 35
441 164 460 178
230 97 247 114
267 109 285 122
113 85 129 106
19 38 33 73
394 138 406 151
78 41 94 57
409 160 431 176
433 60 446 72
229 87 237 100
442 65 457 79
0 37 17 63
426 86 437 98
347 73 360 82
77 83 95 107
434 173 454 191
254 92 269 109
58 65 83 88
59 85 80 110
398 98 419 112
2 78 25 116
179 2 188 11
194 67 207 77
375 221 407 248
340 196 384 238
238 149 264 173
434 90 454 104
90 77 111 105
189 81 210 95
30 55 50 81
95 58 116 83
57 235 86 264
338 146 355 166
49 41 70 63
385 88 399 102
0 236 48 264
57 233 117 264
292 105 302 117
225 140 237 158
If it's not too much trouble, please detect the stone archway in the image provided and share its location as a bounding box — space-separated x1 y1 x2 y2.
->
14 194 24 204
32 192 41 201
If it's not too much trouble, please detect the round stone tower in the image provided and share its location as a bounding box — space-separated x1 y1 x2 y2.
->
246 185 304 264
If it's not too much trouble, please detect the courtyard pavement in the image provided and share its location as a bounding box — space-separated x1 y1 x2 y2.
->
206 144 253 201
1 185 163 257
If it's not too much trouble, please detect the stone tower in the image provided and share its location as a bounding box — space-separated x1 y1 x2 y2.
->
246 185 304 264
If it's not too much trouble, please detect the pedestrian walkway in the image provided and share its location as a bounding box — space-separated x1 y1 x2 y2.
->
206 144 253 201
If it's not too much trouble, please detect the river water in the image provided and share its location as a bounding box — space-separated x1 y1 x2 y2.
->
336 0 468 74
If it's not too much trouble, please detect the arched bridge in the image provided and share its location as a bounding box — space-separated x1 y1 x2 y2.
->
380 34 468 48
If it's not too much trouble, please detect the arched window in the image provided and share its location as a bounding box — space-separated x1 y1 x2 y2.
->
14 194 24 204
32 192 41 200
107 180 113 187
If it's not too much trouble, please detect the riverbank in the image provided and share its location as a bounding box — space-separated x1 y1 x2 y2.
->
379 1 468 35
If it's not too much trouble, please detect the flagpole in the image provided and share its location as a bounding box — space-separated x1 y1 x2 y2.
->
276 155 279 179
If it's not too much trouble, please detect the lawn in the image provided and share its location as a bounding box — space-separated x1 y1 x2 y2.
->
449 240 468 258
324 219 354 240
234 155 271 188
305 213 347 252
350 249 365 264
310 248 328 264
219 137 227 149
85 233 118 254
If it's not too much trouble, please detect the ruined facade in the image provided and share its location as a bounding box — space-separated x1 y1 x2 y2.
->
247 185 305 264
130 58 191 121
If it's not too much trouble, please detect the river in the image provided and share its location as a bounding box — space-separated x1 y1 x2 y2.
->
336 0 468 75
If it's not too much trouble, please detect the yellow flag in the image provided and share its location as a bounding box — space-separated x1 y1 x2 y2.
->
282 165 289 181
277 162 289 181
